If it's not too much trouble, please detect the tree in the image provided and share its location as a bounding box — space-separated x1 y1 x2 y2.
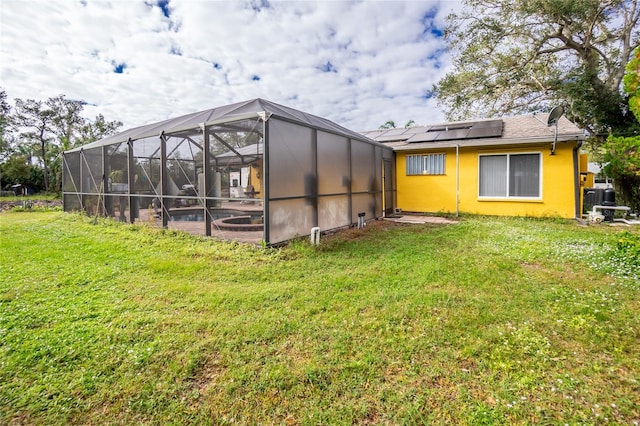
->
80 113 122 143
601 46 640 211
379 120 396 129
434 0 640 141
404 120 416 128
49 112 122 191
47 95 87 152
46 95 90 192
602 135 640 211
625 46 640 122
12 98 56 192
0 89 11 163
11 94 122 192
0 153 44 191
0 89 13 188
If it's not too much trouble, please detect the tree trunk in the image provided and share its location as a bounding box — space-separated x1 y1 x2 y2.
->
39 129 49 193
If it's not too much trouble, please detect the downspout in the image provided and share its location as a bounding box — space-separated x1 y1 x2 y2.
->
573 139 584 222
455 144 460 217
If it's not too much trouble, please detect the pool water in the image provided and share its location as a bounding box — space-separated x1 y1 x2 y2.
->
170 209 262 222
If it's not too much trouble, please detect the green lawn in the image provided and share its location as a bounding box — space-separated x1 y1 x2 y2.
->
0 211 638 424
0 194 60 202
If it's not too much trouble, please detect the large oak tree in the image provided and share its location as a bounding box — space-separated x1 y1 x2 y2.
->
434 0 640 140
625 46 640 121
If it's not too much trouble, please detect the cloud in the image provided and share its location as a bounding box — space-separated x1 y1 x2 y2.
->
0 0 459 132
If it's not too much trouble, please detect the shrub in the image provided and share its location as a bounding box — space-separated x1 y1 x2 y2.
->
617 231 640 267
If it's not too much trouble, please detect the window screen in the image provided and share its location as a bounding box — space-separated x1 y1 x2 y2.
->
509 154 540 197
479 153 541 198
406 154 445 175
479 155 507 196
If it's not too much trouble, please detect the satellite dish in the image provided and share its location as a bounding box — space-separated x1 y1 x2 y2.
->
547 105 564 155
547 105 564 126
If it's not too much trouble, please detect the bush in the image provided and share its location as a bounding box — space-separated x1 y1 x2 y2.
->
603 135 640 212
617 231 640 267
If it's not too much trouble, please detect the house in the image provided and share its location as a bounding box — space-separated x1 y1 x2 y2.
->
62 98 589 246
362 114 586 219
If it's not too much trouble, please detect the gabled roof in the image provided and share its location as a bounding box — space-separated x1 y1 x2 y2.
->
67 98 375 153
361 114 585 151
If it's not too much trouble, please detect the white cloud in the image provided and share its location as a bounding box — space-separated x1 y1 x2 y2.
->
0 0 459 132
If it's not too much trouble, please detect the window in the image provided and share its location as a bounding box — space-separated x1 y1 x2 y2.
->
479 153 541 198
406 154 445 175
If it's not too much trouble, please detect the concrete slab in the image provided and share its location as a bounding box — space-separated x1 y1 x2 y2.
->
383 215 458 225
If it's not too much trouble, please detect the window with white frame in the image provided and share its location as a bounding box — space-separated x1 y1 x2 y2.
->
406 154 445 175
479 153 541 198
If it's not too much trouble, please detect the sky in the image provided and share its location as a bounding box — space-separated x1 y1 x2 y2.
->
0 0 460 133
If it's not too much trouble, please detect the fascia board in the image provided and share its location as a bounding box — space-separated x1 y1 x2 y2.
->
392 134 584 151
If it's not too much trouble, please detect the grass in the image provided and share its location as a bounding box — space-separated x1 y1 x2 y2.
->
0 211 638 425
0 193 60 202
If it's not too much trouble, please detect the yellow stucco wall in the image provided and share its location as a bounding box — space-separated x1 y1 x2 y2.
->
249 162 263 198
395 142 578 218
579 153 594 187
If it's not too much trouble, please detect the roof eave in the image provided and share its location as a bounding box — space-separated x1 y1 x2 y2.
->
390 134 585 151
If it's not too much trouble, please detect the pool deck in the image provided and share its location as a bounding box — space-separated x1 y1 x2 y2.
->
137 201 265 244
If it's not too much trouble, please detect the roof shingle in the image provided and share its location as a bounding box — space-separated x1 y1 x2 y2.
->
361 114 585 150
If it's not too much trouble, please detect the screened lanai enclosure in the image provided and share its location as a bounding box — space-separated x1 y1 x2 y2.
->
63 99 394 245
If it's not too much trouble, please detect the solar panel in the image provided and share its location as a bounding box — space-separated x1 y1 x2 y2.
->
403 126 430 134
435 128 471 140
470 119 502 128
467 119 502 139
381 128 409 136
405 119 503 143
467 126 501 138
406 131 441 142
376 133 412 142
